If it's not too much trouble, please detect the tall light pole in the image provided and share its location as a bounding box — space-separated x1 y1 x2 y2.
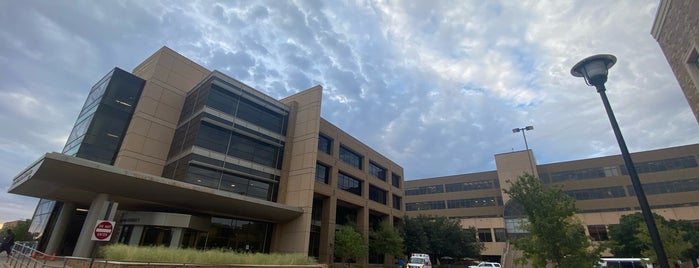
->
512 126 534 150
571 54 669 268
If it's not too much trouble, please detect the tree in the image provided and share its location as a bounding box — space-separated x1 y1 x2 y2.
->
335 225 367 266
636 220 691 266
0 219 33 242
403 215 482 262
609 212 699 267
503 173 603 268
369 221 404 259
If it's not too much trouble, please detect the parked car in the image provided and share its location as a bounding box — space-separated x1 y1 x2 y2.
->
468 262 501 268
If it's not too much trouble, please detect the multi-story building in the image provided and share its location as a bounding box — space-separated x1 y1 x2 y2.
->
405 145 699 264
9 47 404 264
651 0 699 123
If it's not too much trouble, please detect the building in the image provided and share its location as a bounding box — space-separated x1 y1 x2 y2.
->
9 47 404 264
651 0 699 124
404 144 699 264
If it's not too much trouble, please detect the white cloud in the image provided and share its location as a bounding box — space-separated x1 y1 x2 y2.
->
0 0 698 224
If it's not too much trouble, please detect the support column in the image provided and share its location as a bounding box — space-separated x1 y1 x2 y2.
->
128 226 144 246
170 228 183 249
72 193 113 257
319 196 337 263
44 202 75 255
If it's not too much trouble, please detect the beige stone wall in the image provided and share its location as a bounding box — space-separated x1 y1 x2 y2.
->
494 150 537 205
113 47 210 176
652 0 699 124
272 86 323 254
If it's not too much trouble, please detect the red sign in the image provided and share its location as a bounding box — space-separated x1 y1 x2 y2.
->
92 220 115 241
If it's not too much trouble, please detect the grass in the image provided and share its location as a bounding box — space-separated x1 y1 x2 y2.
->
99 244 317 265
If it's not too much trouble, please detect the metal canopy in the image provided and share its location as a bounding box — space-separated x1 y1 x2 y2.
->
9 153 303 223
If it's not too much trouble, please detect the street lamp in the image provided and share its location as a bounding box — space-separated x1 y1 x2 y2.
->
512 126 534 150
571 54 669 268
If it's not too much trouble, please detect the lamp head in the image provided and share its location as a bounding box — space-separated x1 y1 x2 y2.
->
525 126 533 131
512 128 520 133
571 54 616 89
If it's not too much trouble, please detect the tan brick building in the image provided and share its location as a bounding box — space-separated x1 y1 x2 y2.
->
652 0 699 124
405 145 699 265
9 47 404 265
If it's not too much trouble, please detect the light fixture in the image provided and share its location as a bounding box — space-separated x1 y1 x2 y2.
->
571 54 669 268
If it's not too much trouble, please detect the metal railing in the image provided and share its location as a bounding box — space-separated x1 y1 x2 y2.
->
7 242 71 268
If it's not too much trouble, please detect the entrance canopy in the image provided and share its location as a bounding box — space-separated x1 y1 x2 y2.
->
10 153 303 222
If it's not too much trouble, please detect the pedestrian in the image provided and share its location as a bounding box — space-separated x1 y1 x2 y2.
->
398 258 404 268
0 229 15 257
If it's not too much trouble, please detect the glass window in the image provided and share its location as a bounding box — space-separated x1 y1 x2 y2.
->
369 162 387 181
391 173 401 188
447 197 501 209
478 228 493 242
445 179 498 192
405 201 446 211
627 178 699 196
194 122 230 154
339 145 363 170
621 156 698 175
338 172 362 196
405 185 444 196
392 194 401 210
236 95 288 134
588 225 608 241
315 163 330 184
207 84 239 115
563 186 626 200
494 228 507 242
369 185 387 204
318 134 332 154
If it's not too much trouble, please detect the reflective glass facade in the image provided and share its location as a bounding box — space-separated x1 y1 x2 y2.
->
30 68 144 248
163 75 288 203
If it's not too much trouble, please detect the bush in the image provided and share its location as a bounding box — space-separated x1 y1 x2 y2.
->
100 244 316 265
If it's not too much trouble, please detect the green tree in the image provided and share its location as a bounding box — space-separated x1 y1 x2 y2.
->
636 221 691 266
334 225 367 266
369 221 404 259
503 173 603 268
609 212 699 267
607 212 651 257
1 219 33 242
403 215 482 262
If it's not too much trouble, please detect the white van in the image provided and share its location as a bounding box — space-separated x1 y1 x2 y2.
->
597 258 654 268
407 253 432 268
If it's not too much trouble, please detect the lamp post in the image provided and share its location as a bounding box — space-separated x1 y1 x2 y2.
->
571 54 669 268
512 126 534 150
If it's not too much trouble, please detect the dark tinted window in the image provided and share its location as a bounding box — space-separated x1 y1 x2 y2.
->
316 163 330 184
369 185 387 204
391 173 401 188
369 162 387 181
318 134 332 154
338 172 362 196
339 146 363 170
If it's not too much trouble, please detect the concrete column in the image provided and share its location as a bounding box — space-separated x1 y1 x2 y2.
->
44 202 75 255
170 228 183 248
72 193 112 257
319 196 337 263
128 226 144 246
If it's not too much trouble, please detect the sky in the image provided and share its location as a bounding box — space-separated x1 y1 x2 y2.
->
1 0 698 224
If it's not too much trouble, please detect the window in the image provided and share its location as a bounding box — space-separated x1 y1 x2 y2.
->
627 178 699 196
405 201 446 211
478 228 493 242
318 134 332 154
338 172 362 196
391 173 401 187
447 197 502 209
620 156 697 175
369 161 387 181
369 185 387 204
445 179 499 192
563 186 626 200
588 225 608 241
494 228 507 242
392 194 401 210
315 163 330 184
339 145 363 170
405 185 444 196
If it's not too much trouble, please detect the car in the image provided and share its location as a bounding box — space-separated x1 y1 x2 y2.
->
468 262 501 268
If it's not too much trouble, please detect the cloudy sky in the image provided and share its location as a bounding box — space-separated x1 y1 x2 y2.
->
1 0 698 224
